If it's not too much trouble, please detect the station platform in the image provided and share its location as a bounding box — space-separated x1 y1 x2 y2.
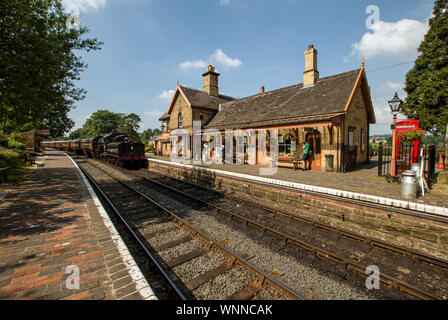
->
0 151 155 300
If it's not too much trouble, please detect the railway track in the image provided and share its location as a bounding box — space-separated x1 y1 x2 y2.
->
77 159 306 300
89 158 448 300
149 159 448 224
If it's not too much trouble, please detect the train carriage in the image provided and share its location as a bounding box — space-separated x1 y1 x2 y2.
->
41 132 147 169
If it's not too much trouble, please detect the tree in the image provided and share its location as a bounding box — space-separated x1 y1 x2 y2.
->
0 0 102 137
140 128 162 142
83 110 121 137
118 113 141 141
68 110 142 140
401 0 448 136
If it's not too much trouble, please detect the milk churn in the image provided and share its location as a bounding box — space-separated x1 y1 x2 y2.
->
401 170 417 199
411 163 420 178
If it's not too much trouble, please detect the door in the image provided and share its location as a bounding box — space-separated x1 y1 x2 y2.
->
306 131 322 171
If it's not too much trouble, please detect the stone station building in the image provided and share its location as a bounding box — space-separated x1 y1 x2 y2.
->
155 45 376 172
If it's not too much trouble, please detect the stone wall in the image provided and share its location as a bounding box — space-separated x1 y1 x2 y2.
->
345 86 369 163
148 161 448 260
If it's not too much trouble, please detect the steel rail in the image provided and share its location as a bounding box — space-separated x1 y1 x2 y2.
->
78 164 188 300
84 160 307 300
138 171 448 270
101 163 444 300
148 160 448 224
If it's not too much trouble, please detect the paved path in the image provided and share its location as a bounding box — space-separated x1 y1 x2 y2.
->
0 151 154 300
147 154 448 208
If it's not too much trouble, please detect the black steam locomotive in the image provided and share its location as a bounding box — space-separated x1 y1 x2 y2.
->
42 133 147 169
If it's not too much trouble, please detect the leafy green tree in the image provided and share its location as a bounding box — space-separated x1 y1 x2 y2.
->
140 128 162 141
118 113 141 141
68 110 142 140
83 110 121 137
0 0 102 137
402 0 448 136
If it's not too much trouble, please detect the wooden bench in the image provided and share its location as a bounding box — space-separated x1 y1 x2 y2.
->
278 155 303 170
0 166 12 182
292 157 303 170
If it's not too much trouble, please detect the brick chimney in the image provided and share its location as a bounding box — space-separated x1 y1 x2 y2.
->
202 65 220 96
303 44 319 87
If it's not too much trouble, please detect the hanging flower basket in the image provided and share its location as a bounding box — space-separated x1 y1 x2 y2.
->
397 129 425 141
282 131 295 141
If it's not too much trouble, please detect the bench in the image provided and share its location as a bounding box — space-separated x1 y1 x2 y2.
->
292 157 303 170
278 155 303 170
0 166 12 182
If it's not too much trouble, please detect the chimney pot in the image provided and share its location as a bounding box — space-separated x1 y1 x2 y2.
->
261 86 265 93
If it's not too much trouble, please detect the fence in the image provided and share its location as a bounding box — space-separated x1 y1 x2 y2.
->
377 142 436 179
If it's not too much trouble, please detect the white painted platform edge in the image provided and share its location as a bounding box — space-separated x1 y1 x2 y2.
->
148 158 448 218
67 154 157 300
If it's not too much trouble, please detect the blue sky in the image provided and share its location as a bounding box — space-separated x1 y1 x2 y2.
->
64 0 435 136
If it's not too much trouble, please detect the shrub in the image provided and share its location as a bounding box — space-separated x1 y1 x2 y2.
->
0 147 25 168
0 134 8 148
8 132 28 144
7 138 26 151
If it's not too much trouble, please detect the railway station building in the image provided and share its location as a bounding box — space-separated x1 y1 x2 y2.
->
155 45 376 172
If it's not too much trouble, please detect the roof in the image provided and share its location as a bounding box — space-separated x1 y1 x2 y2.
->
21 130 50 136
158 113 170 121
179 85 233 110
206 69 364 129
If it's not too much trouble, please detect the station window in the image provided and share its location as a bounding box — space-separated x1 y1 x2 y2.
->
178 113 183 128
278 134 293 156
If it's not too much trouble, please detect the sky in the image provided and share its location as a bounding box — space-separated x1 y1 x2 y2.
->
62 0 435 136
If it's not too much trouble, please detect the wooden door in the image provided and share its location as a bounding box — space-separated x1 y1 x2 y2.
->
306 132 322 171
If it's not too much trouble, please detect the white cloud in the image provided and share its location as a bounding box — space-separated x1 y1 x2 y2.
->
63 0 106 13
385 82 404 91
179 49 242 70
220 0 231 6
157 89 175 100
144 110 164 117
210 49 242 68
179 60 208 70
348 19 428 61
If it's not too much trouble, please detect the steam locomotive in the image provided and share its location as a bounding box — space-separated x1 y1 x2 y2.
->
42 133 147 169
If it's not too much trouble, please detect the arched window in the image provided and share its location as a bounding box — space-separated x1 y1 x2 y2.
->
178 113 183 128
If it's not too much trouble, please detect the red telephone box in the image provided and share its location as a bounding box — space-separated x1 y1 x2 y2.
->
395 120 425 164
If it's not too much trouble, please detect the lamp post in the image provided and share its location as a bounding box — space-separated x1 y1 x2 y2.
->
388 92 403 177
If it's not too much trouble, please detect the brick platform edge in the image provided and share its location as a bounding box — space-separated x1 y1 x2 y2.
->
148 160 448 261
148 159 448 217
67 154 157 300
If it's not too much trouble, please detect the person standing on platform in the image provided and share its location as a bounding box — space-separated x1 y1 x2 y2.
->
302 139 311 170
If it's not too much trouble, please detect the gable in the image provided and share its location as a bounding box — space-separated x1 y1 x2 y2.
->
344 69 376 124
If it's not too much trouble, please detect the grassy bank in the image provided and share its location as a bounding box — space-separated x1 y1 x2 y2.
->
0 134 29 184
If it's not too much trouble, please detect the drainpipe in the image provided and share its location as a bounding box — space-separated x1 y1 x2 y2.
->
340 115 346 173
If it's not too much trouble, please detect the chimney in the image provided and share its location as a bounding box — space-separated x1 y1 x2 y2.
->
303 44 319 87
261 86 265 93
202 65 220 96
